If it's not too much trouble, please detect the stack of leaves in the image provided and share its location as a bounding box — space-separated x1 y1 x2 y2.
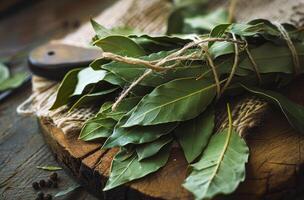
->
50 1 304 199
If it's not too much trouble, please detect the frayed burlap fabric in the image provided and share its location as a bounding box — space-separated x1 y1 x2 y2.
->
18 0 304 136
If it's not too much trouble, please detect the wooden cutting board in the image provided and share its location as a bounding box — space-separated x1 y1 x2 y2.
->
38 77 304 200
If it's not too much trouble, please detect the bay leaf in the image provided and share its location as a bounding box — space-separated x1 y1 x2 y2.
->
185 8 228 32
101 48 207 87
69 87 118 111
97 97 142 121
123 78 216 127
0 63 9 84
130 34 190 53
241 84 304 133
80 97 142 141
55 184 82 197
172 0 209 8
136 135 173 161
36 165 62 171
94 35 146 57
238 42 304 74
208 23 231 47
103 144 171 191
79 117 116 141
50 68 81 109
91 19 113 40
0 72 29 92
72 67 107 96
175 108 214 163
102 114 177 148
183 129 249 200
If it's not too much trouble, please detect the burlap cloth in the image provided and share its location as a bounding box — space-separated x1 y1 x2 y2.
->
17 0 304 137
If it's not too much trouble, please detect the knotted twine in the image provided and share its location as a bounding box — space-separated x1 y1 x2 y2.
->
16 0 304 137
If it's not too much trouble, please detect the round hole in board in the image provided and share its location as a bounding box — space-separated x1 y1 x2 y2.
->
48 51 55 56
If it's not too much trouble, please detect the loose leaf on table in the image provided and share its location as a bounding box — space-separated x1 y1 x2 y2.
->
69 87 118 111
0 72 29 92
103 144 171 191
241 84 304 133
94 35 146 57
183 127 249 200
55 184 82 197
175 108 214 163
123 78 217 127
72 67 108 96
102 113 178 148
36 165 62 171
0 63 9 84
136 134 173 161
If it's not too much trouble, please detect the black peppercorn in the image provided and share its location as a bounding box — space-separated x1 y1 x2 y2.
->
46 179 53 187
39 179 46 188
32 182 39 190
37 191 44 200
53 181 58 188
44 194 52 200
49 172 58 181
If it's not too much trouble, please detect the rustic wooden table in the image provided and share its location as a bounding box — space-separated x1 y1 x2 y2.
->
0 0 113 199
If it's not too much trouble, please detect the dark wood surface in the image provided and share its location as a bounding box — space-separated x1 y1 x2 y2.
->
0 0 114 199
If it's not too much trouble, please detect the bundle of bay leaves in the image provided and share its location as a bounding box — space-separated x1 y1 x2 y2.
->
50 1 304 199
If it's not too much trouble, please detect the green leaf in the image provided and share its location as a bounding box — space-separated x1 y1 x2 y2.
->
94 35 146 57
209 41 234 59
91 19 113 39
79 118 116 141
50 68 81 109
136 135 173 161
72 67 107 96
111 26 142 36
238 42 304 74
103 144 171 191
55 184 82 197
241 85 304 133
175 108 214 163
130 34 190 53
69 87 118 111
183 129 249 200
185 8 229 32
97 97 142 121
172 0 209 7
36 165 62 171
102 114 177 148
0 72 29 92
0 63 9 84
80 97 142 141
123 78 216 127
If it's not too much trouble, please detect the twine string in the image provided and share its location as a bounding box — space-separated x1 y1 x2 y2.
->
274 22 300 75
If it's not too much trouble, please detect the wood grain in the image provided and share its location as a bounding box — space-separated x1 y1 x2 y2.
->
38 77 304 200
